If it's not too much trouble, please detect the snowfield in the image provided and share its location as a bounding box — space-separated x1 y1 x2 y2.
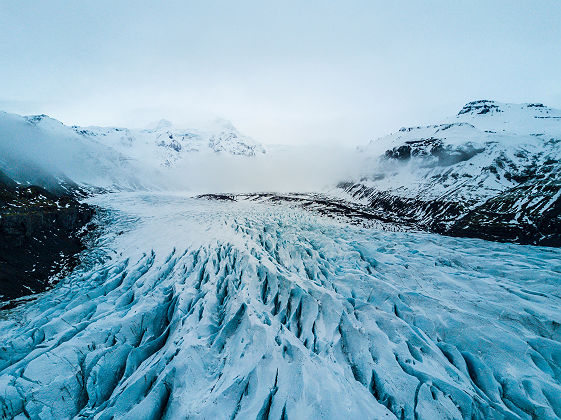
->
1 193 560 419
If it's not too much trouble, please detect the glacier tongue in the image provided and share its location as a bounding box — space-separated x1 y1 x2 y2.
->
1 193 561 419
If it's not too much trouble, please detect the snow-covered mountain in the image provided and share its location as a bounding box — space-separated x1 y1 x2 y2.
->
0 112 264 194
73 118 265 168
340 100 561 246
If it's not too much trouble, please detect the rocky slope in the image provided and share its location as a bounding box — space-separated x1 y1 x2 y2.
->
340 100 561 246
0 170 93 303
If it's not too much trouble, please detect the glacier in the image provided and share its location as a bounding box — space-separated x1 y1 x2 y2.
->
1 192 560 419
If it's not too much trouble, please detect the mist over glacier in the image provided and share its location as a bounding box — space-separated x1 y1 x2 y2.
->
0 110 374 194
165 145 368 193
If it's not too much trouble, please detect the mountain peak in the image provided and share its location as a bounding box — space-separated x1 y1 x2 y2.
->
457 100 502 116
24 114 64 127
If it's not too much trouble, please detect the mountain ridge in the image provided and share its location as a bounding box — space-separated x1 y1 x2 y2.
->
0 111 264 194
340 100 561 246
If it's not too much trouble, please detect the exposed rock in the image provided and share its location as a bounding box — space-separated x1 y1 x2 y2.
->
0 170 94 303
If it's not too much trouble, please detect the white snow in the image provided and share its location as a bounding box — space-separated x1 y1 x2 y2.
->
75 118 265 169
1 192 560 419
0 110 365 195
354 101 561 204
0 112 265 193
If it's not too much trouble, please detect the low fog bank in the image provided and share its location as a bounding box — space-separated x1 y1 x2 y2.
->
165 145 371 193
0 110 378 194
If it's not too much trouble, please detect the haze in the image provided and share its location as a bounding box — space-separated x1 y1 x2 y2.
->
1 0 560 146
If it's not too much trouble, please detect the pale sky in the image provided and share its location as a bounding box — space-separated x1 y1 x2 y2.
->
1 0 560 145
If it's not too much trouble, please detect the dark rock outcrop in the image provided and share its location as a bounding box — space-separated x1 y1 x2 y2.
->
339 180 561 247
457 100 503 115
0 170 94 303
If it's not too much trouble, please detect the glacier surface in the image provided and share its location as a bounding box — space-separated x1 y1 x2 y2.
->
1 193 560 419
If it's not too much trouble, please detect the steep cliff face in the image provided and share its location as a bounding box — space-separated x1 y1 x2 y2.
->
0 171 93 302
340 101 561 246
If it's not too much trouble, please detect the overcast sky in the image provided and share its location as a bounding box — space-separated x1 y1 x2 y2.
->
1 1 560 145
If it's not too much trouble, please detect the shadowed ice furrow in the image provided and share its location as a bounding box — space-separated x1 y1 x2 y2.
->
0 193 560 419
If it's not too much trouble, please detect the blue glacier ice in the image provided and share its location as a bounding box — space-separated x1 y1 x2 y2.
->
1 193 560 419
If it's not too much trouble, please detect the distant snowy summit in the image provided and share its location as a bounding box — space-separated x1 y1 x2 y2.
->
0 111 264 192
73 117 265 168
341 100 561 246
